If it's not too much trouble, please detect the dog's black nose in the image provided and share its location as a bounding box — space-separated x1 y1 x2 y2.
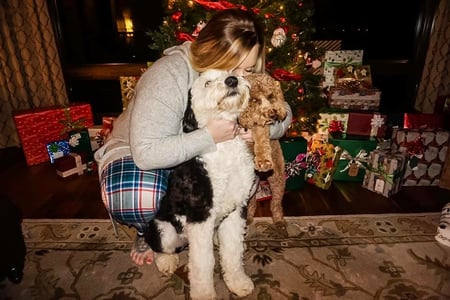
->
225 76 238 88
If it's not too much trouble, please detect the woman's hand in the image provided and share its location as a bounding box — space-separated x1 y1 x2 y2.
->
238 127 253 142
206 119 240 143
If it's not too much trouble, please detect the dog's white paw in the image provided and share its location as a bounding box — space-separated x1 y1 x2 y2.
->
190 288 217 300
154 253 179 276
224 273 254 297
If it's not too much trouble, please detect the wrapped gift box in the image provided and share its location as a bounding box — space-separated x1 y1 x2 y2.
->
311 40 342 75
13 103 93 166
329 87 381 111
362 150 407 197
254 180 273 201
323 50 363 88
305 140 342 190
346 112 387 137
317 113 349 136
46 140 70 163
391 129 449 186
54 153 87 178
329 135 378 181
403 113 445 130
281 137 307 190
88 116 117 151
68 128 93 162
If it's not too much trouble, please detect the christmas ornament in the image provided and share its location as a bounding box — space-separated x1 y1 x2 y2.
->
192 20 206 37
312 59 322 69
271 28 287 48
171 11 183 23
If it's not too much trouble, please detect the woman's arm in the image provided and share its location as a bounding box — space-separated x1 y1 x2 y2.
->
129 55 216 170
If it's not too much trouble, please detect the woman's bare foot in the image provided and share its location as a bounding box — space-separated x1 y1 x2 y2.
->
130 234 154 266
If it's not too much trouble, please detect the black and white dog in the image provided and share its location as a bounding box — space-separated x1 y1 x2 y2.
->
144 69 255 299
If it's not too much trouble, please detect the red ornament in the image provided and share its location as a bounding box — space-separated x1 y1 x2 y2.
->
279 17 286 23
171 11 183 23
298 87 304 95
272 68 302 81
251 8 261 14
264 13 274 19
176 31 195 42
298 1 304 8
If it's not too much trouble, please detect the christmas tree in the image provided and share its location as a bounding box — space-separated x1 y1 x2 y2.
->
148 0 328 135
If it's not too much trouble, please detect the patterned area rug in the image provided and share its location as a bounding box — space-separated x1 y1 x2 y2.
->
2 214 450 299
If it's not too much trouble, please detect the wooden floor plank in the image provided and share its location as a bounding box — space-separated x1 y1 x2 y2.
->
1 147 449 219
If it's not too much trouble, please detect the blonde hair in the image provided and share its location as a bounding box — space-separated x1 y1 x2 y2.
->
189 9 265 73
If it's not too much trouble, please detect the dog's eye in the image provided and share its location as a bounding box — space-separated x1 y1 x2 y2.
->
204 80 211 87
268 93 275 103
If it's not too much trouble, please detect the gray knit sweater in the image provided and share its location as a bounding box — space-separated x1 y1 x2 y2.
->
94 42 292 173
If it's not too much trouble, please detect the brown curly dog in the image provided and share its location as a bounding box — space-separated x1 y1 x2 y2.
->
238 73 288 228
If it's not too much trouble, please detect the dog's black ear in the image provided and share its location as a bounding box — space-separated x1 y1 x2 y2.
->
183 90 198 133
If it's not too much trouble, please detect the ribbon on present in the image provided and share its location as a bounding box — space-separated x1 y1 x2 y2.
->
370 114 385 137
366 162 395 185
285 153 307 179
324 58 361 69
328 120 344 135
339 149 369 173
59 106 88 135
402 136 425 170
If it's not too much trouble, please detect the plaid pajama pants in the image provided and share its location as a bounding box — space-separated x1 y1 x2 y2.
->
99 156 170 233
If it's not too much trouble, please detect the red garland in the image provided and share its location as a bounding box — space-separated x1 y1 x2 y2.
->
194 0 237 10
272 68 302 81
176 32 195 42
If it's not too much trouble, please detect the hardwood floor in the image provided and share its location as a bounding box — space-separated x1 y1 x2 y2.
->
1 147 449 219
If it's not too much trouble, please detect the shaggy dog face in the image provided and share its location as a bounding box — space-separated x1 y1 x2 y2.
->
188 69 250 128
144 70 255 299
239 73 287 129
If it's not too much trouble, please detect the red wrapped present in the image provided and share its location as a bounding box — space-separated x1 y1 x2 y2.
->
13 103 93 166
403 113 445 130
54 153 87 178
346 112 387 137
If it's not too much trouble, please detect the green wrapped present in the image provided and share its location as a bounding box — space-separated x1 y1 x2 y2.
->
329 135 378 181
68 128 94 161
281 137 307 190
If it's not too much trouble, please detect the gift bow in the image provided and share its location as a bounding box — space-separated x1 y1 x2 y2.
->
285 153 307 178
366 162 395 185
339 149 369 173
370 114 385 137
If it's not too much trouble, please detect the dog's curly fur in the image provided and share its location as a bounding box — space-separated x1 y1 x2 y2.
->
143 70 255 299
238 73 287 227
